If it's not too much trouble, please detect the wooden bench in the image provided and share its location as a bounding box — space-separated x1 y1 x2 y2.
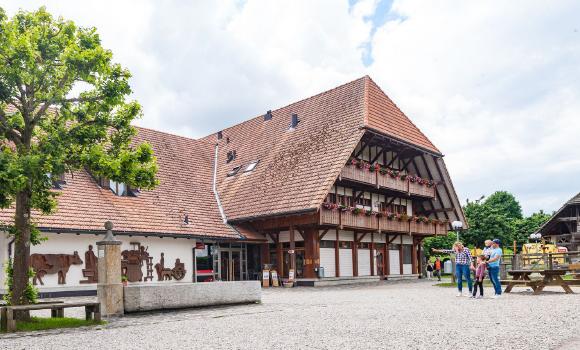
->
1 302 100 333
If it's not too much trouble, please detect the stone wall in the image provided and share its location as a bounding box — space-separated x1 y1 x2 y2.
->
123 281 261 313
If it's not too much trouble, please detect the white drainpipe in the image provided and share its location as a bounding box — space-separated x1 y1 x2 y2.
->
213 143 242 238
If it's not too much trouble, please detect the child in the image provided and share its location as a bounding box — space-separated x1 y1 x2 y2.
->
471 254 487 298
426 261 433 280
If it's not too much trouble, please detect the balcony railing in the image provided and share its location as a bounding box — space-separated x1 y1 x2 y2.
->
408 180 436 198
339 163 436 199
320 205 447 235
411 221 436 235
379 216 410 233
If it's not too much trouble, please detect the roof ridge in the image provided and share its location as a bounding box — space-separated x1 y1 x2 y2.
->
135 125 200 142
201 75 369 139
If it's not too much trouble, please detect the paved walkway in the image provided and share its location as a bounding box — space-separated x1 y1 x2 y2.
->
1 280 578 349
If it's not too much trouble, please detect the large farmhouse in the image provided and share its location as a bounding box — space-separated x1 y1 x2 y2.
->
1 76 465 295
536 193 580 252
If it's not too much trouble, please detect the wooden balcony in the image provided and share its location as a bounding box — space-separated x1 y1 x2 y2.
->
340 165 377 186
319 206 377 230
411 221 436 235
378 217 410 233
408 181 436 198
377 174 407 193
340 164 436 199
320 206 445 235
435 222 449 235
341 211 378 230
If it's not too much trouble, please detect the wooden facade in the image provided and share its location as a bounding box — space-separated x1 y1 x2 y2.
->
241 131 453 281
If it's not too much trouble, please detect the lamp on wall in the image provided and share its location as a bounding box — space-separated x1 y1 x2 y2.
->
451 221 463 241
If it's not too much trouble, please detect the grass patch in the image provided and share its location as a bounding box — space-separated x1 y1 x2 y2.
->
3 317 106 333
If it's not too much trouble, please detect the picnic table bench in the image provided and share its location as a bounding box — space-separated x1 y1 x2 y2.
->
0 301 100 333
501 269 579 295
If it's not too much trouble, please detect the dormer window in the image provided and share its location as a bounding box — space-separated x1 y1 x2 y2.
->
244 161 259 172
110 179 127 196
226 150 236 163
47 172 66 189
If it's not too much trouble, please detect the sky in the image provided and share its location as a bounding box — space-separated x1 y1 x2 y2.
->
2 0 580 215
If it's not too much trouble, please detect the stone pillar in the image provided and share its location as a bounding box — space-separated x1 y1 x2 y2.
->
97 221 124 317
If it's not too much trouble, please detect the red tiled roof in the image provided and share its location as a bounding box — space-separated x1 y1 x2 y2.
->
0 127 243 240
202 77 367 221
204 76 441 221
364 77 440 154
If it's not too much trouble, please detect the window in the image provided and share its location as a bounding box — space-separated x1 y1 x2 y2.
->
227 166 241 177
357 242 370 249
339 241 352 249
244 160 259 172
320 240 335 248
110 180 128 196
403 245 413 264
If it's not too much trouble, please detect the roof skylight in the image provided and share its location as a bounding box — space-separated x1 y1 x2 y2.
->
244 161 259 172
227 166 241 177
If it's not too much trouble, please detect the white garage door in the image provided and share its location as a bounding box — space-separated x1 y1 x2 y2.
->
339 249 353 277
358 249 371 276
403 264 413 275
320 248 336 278
389 250 400 275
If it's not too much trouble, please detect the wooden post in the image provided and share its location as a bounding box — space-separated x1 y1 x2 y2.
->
399 235 404 275
276 237 283 277
384 235 389 278
370 233 375 276
290 225 296 274
335 228 340 277
304 228 319 278
412 239 418 275
353 232 358 277
261 243 270 266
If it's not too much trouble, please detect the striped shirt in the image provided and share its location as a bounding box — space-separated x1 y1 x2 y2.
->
440 247 473 265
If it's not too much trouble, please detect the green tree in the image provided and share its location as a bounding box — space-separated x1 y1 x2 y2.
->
423 232 456 258
513 210 552 247
463 191 522 247
0 8 158 313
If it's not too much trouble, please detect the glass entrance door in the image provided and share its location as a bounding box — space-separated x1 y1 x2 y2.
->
220 250 242 281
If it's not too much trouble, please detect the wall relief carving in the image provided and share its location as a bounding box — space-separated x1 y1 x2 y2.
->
31 252 83 285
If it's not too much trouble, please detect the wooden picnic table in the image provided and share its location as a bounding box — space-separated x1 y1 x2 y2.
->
502 269 579 295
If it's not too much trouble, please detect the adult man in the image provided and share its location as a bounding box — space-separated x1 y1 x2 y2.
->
432 242 474 296
482 239 496 291
434 257 442 281
487 239 503 298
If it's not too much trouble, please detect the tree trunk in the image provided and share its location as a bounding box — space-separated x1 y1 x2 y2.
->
11 190 33 320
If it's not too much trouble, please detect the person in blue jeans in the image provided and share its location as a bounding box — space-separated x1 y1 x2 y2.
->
432 242 474 297
487 239 503 298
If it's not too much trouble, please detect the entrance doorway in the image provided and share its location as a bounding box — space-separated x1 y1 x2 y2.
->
220 250 241 281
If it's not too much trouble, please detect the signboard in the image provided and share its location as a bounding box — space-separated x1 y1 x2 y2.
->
195 242 205 250
288 249 295 254
271 270 279 287
288 269 295 282
262 269 270 288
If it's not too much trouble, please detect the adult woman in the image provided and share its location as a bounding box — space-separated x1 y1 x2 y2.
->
432 242 474 296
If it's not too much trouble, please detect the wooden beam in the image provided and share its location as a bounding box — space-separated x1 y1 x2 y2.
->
370 147 383 164
318 228 329 241
356 232 368 243
335 228 340 277
387 234 399 245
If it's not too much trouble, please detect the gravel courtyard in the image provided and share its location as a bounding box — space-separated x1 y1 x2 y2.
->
1 280 578 350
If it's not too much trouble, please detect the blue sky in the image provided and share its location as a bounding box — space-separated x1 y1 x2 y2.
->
3 0 580 215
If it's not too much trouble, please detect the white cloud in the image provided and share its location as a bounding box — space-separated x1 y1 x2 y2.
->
2 0 579 214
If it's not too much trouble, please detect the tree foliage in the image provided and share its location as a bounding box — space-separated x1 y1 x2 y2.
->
0 7 158 307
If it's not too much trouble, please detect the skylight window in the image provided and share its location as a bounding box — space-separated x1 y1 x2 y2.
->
244 161 259 172
227 166 241 177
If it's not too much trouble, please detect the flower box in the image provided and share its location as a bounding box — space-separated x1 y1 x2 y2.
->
408 180 436 198
410 221 436 235
377 173 407 193
379 216 410 233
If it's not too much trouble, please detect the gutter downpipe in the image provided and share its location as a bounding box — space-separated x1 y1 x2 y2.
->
213 143 243 239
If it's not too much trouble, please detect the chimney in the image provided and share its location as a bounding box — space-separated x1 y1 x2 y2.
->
291 113 300 128
264 110 272 121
